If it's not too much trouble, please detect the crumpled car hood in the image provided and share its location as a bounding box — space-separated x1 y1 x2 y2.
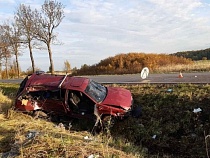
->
102 87 132 110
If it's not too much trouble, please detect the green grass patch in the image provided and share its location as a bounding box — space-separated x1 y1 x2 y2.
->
0 83 19 98
111 84 210 157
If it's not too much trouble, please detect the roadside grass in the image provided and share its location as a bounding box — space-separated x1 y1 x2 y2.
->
0 83 17 112
0 83 19 98
155 60 210 73
0 110 142 158
0 90 12 113
1 83 210 157
116 83 210 157
0 84 143 158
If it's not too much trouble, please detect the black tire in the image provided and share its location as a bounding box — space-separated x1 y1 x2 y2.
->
49 114 61 122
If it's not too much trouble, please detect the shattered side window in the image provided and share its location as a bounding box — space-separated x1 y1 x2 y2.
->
19 89 66 101
85 80 107 103
50 90 60 100
43 89 65 100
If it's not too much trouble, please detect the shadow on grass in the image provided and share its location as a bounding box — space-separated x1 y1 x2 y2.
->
109 91 210 158
0 126 16 153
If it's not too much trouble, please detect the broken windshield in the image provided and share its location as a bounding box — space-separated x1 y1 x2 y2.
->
85 80 107 103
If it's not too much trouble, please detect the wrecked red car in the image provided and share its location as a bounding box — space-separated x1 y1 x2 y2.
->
15 72 134 126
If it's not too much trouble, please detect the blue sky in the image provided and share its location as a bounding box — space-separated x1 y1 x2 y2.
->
1 0 210 71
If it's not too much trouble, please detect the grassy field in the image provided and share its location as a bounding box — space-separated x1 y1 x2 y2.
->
1 83 210 157
155 60 210 73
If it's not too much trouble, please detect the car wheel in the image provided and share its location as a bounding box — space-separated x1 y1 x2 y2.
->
49 114 61 122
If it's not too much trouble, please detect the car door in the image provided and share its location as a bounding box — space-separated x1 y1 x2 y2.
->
42 89 67 115
67 90 95 115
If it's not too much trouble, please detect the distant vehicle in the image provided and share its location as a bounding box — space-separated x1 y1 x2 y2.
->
14 72 135 128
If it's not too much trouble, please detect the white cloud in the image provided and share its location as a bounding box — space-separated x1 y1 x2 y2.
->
0 0 15 4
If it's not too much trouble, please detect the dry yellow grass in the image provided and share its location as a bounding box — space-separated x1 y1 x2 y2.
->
156 60 210 73
0 109 143 158
0 90 12 113
0 90 11 104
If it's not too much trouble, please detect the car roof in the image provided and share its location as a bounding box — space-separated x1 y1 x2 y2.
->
25 73 90 91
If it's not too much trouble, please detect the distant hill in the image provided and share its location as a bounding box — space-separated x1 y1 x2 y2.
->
73 53 192 75
172 48 210 60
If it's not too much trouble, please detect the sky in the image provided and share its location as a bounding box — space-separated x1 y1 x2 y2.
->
1 0 210 71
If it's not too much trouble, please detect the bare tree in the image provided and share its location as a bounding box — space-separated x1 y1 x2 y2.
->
15 4 40 73
0 25 12 79
2 22 22 78
1 47 11 79
34 0 65 74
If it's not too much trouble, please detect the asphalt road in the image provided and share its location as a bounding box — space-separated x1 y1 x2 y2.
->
88 72 210 84
1 72 210 84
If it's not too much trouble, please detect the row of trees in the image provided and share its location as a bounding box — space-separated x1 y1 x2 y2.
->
172 48 210 60
73 53 193 75
0 0 64 78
